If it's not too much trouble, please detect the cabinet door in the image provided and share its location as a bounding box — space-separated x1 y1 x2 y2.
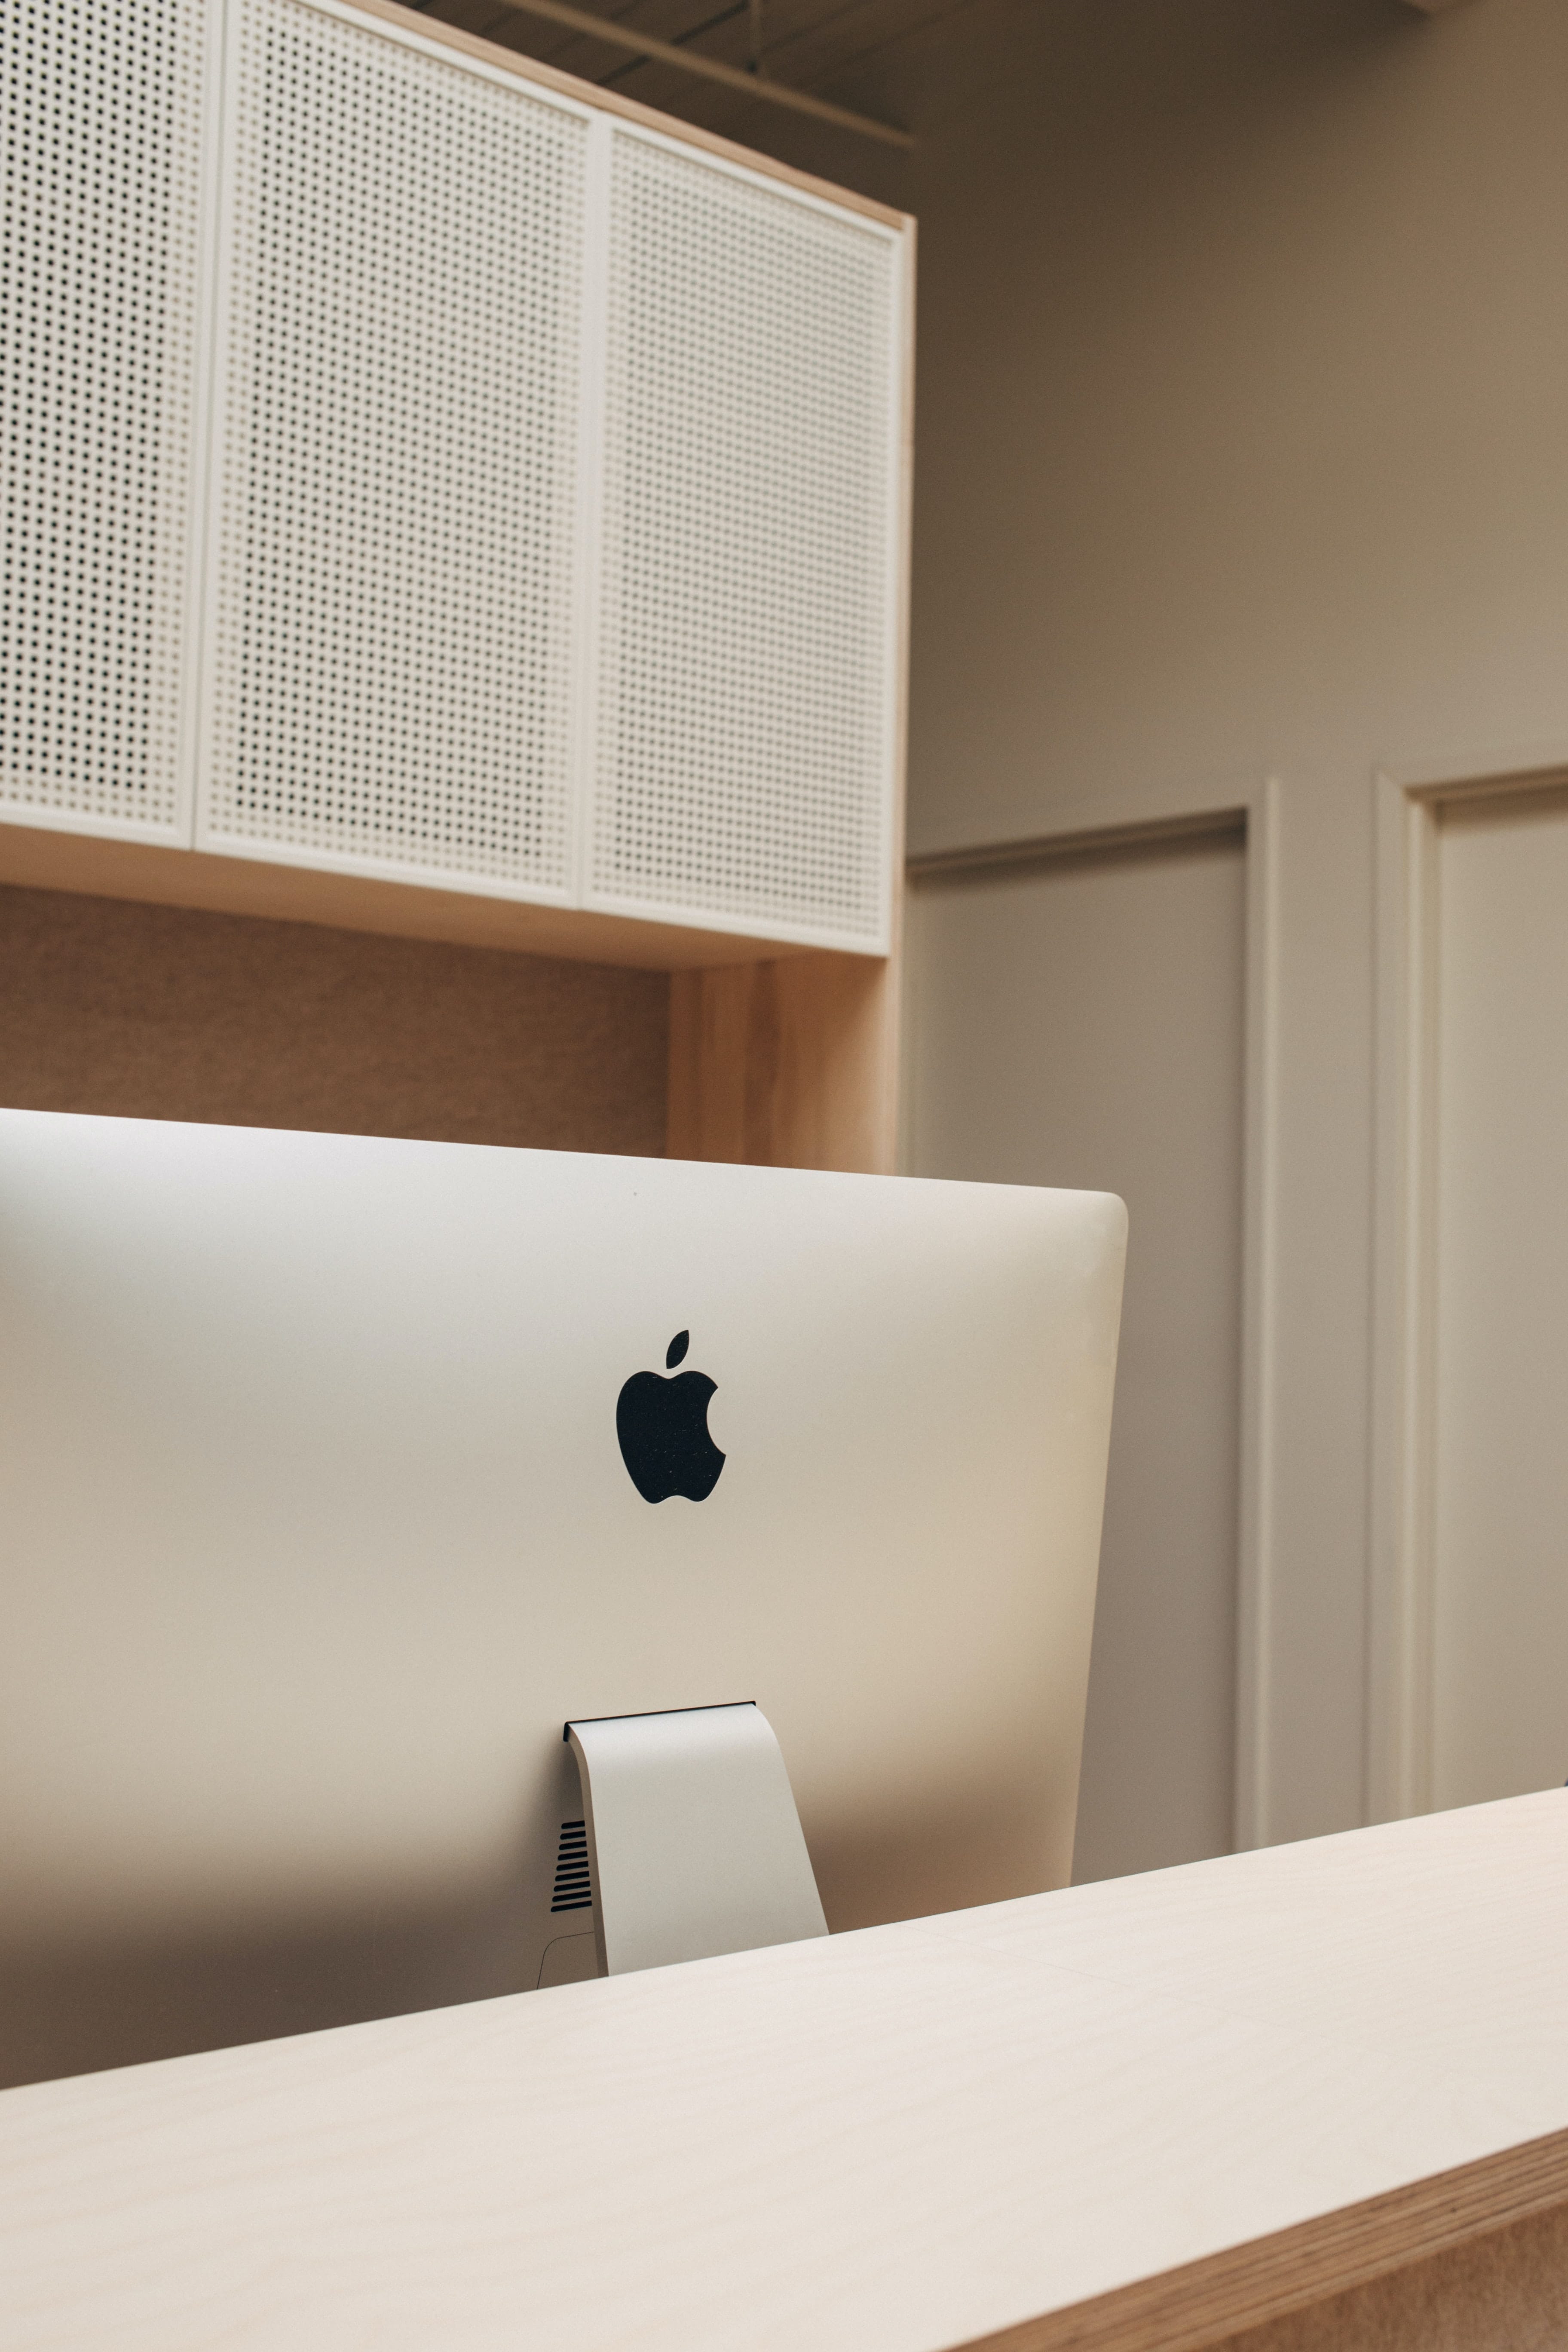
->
588 129 906 956
1 0 209 843
197 0 590 903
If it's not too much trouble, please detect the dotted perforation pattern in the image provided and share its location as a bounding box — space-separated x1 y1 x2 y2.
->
1 0 205 835
591 133 897 949
202 0 586 891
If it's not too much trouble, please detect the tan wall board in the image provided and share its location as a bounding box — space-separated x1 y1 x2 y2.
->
1370 760 1568 1821
0 884 668 1157
904 830 1246 1883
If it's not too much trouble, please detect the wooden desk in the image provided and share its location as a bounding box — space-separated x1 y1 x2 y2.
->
4 1792 1567 2351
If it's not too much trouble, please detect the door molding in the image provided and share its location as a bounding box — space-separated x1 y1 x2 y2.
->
906 774 1281 1856
1369 749 1568 1822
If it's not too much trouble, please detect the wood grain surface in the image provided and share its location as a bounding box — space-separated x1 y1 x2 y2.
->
667 948 900 1172
3 1792 1566 2352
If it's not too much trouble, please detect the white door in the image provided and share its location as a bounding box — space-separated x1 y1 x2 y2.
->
1432 786 1568 1810
904 829 1245 1881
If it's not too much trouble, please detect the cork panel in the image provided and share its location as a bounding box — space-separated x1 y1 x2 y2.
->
0 883 667 1154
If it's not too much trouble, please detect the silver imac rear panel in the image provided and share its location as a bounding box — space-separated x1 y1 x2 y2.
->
0 1111 1125 2086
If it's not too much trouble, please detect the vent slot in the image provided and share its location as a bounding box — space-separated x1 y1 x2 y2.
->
549 1818 593 1913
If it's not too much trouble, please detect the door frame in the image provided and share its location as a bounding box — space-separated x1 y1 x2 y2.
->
904 772 1281 1854
1370 746 1568 1822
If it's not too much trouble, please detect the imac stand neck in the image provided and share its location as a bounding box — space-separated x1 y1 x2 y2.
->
565 1704 827 1977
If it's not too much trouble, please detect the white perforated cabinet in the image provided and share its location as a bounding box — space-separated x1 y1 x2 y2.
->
192 0 908 947
3 0 912 1130
1 0 209 842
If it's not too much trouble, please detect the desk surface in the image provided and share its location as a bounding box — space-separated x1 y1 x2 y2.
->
3 1791 1567 2352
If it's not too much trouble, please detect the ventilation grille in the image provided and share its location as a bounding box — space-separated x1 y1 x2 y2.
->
201 0 586 894
550 1818 593 1913
589 133 898 951
1 0 205 837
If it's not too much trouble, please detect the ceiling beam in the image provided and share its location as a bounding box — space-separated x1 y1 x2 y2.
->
475 0 915 144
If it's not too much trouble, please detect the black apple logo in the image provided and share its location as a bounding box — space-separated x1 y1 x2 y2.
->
616 1330 726 1503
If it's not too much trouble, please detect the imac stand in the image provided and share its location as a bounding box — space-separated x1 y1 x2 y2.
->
565 1703 828 1977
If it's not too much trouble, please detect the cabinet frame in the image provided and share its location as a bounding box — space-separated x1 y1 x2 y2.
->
2 0 912 1175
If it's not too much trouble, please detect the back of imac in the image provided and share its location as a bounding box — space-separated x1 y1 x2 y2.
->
0 1110 1125 2084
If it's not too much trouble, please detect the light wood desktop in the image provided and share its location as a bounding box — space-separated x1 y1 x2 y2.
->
3 1792 1566 2351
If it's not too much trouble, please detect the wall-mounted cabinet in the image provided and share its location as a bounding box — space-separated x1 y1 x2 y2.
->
1 0 911 984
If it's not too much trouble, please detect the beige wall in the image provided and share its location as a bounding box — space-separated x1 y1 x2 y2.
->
0 886 669 1156
898 0 1568 1843
640 0 1568 1850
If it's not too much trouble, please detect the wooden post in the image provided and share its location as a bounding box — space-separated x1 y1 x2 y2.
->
666 946 900 1174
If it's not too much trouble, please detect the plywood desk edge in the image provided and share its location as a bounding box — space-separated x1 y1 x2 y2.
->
960 2125 1568 2352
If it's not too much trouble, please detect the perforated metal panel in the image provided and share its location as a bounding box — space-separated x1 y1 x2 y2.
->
590 132 902 952
200 0 588 896
1 0 207 838
6 0 909 941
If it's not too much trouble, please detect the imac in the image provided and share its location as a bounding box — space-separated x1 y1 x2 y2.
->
0 1109 1126 2088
